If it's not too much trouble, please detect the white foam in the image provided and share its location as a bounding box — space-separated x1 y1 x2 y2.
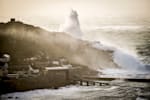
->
113 49 145 70
114 49 150 76
91 41 149 75
91 41 115 51
1 85 117 100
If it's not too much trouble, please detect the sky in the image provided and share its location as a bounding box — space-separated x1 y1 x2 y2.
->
0 0 150 27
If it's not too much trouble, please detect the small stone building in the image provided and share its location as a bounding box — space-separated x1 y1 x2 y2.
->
10 18 15 22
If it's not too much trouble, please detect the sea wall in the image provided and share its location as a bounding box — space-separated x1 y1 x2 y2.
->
0 68 74 94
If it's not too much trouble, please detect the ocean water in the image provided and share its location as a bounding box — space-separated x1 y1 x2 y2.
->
84 25 150 63
83 25 150 76
1 81 150 100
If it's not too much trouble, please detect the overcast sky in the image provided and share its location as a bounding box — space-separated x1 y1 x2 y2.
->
0 0 150 25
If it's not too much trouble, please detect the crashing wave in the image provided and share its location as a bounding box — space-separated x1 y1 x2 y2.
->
59 9 82 39
91 41 150 76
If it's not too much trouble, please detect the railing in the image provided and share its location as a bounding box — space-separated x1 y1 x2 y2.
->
76 79 109 86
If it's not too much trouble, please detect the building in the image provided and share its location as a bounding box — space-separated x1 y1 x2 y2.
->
45 66 70 82
10 18 15 22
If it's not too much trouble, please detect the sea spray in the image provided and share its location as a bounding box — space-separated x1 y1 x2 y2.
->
59 9 150 75
59 9 82 39
113 49 145 71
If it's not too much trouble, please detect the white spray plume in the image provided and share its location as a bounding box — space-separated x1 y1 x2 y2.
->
59 9 82 39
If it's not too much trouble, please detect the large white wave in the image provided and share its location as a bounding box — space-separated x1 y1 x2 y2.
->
91 41 150 77
59 9 82 39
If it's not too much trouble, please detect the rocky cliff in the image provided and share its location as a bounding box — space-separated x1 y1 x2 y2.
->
0 21 119 70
